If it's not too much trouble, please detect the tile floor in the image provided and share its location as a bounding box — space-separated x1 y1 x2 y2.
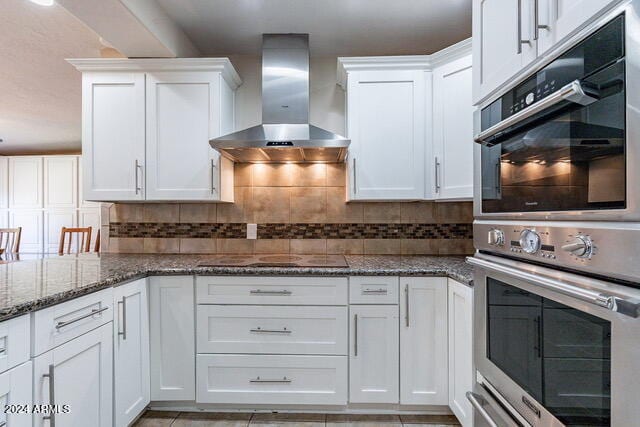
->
133 411 462 427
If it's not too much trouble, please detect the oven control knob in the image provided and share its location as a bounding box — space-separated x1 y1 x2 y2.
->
519 229 541 254
561 235 593 258
488 229 505 246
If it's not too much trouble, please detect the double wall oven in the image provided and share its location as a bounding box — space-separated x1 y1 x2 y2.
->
470 2 640 426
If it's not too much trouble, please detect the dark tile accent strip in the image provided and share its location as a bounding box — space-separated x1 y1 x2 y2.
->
110 222 472 240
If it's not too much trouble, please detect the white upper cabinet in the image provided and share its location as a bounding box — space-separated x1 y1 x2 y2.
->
81 72 146 201
9 156 43 209
44 156 78 209
400 277 448 405
145 71 234 201
432 53 474 200
341 65 427 200
473 0 537 103
69 58 241 202
537 0 620 54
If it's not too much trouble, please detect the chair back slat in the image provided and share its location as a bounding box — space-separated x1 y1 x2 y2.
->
59 227 92 255
0 228 21 253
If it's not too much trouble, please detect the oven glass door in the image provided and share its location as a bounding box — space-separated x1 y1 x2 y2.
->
487 278 611 425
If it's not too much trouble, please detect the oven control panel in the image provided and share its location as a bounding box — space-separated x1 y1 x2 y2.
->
474 221 640 283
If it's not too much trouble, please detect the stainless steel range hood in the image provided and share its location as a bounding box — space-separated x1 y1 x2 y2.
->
210 34 349 163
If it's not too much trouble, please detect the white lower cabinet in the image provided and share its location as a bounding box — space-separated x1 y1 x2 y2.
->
114 279 150 427
33 323 113 427
448 279 474 427
0 361 32 427
197 305 348 355
196 354 348 405
9 210 43 253
349 305 399 403
149 276 195 401
400 277 448 405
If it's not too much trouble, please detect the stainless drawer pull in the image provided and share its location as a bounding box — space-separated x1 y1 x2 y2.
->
404 284 410 327
250 376 292 383
55 306 109 330
0 420 6 427
0 348 6 355
249 289 292 295
117 297 127 340
250 327 292 334
362 288 388 294
354 313 358 356
42 364 56 426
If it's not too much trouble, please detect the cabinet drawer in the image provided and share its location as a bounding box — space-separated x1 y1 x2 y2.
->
349 276 399 304
33 288 113 356
196 354 347 405
197 306 348 355
196 276 348 305
0 315 29 375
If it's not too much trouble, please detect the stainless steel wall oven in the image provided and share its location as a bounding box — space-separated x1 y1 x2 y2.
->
474 9 640 221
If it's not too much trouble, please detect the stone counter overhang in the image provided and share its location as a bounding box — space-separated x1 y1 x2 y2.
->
0 253 473 322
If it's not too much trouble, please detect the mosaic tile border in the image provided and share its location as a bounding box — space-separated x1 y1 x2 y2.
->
110 222 473 240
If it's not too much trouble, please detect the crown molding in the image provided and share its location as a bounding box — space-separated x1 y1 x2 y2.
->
67 57 242 89
336 38 472 88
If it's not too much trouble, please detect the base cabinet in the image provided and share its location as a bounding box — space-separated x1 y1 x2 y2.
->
114 279 150 427
196 354 348 405
349 305 399 403
400 277 448 405
33 323 113 427
149 276 195 401
448 279 474 427
0 362 32 427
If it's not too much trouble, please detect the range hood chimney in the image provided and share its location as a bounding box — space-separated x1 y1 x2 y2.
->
210 34 350 163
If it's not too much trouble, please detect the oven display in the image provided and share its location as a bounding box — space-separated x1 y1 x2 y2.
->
487 278 611 425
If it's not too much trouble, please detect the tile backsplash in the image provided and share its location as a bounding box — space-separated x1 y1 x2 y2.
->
102 163 474 255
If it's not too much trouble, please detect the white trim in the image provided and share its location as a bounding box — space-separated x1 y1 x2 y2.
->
337 38 471 88
67 58 242 89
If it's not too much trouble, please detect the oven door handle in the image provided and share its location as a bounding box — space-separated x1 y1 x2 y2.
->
474 79 598 144
468 256 640 318
466 392 500 427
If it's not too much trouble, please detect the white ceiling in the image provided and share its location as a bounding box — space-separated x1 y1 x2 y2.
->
156 0 472 56
0 0 102 154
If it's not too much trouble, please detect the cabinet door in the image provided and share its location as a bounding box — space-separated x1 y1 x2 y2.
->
0 361 32 427
9 157 43 209
432 55 474 200
33 323 113 427
537 0 619 54
400 277 448 405
146 71 223 200
473 0 537 103
0 157 8 209
82 72 145 201
448 279 474 427
9 210 43 253
44 210 77 253
77 157 100 208
44 156 78 209
347 70 425 200
149 276 195 400
349 305 399 403
114 279 150 427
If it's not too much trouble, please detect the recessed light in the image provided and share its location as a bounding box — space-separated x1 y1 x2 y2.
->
28 0 55 6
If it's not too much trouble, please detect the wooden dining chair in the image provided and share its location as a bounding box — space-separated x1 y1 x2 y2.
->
94 229 101 253
58 227 92 255
0 227 21 253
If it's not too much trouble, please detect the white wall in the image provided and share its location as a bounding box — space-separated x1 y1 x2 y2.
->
229 55 346 135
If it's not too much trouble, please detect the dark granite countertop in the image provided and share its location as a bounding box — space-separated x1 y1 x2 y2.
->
0 253 473 322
